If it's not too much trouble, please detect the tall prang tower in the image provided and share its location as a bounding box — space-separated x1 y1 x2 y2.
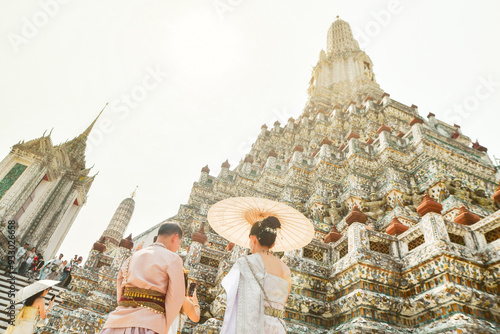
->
134 17 500 333
42 192 136 334
101 187 137 249
0 113 101 259
309 16 383 106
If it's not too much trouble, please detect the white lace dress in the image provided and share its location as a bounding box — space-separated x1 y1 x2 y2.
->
221 254 289 334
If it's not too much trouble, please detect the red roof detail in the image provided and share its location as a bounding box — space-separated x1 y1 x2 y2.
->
472 140 487 152
454 206 480 226
244 155 254 163
293 145 304 152
346 130 360 141
385 217 409 235
320 137 333 146
345 204 368 225
377 124 391 134
267 150 278 158
409 117 424 126
417 194 442 216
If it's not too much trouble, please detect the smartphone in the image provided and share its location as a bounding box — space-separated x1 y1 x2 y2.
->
188 282 197 297
50 295 56 302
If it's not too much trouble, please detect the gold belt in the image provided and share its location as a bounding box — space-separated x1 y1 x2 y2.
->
118 287 166 314
264 306 284 319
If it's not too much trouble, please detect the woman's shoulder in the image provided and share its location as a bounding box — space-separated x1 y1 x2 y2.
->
281 260 291 278
275 254 290 268
268 256 290 281
32 297 45 307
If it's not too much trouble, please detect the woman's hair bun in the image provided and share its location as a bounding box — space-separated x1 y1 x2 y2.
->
261 216 281 229
249 216 281 247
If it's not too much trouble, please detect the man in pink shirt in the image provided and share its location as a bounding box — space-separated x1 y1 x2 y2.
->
100 223 185 334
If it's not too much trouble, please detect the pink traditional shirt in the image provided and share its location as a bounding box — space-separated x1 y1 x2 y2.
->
103 242 185 334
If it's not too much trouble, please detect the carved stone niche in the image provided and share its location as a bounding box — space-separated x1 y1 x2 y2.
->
428 182 448 202
345 196 362 211
386 189 404 208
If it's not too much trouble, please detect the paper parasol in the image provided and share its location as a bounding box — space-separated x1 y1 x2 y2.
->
207 197 314 252
14 279 60 303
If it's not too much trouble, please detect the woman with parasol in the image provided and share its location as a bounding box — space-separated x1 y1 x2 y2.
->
5 280 59 333
208 197 314 334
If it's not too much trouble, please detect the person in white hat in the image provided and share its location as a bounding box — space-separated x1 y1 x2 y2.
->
5 280 58 333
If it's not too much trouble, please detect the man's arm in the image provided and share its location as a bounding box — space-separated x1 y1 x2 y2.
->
164 255 185 330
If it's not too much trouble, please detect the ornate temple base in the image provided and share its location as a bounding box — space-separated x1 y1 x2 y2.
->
39 305 107 334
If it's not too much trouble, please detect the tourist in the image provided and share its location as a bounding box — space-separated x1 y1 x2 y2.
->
220 216 291 333
75 256 83 267
100 223 185 334
37 262 49 280
48 260 67 281
59 260 73 287
39 253 64 280
5 285 55 333
59 255 82 287
27 254 44 282
14 243 29 273
168 271 200 334
19 247 36 276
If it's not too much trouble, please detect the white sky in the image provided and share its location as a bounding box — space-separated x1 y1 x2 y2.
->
1 0 499 260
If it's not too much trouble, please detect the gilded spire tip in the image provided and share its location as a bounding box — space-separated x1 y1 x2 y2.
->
131 186 138 199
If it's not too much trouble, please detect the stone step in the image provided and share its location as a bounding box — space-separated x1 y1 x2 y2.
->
0 269 65 332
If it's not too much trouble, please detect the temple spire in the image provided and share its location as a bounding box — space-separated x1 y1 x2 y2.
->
308 17 382 103
131 186 138 199
101 194 136 247
326 16 360 55
81 103 107 139
58 104 108 170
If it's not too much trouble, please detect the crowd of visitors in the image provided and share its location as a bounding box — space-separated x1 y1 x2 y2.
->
11 243 83 287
